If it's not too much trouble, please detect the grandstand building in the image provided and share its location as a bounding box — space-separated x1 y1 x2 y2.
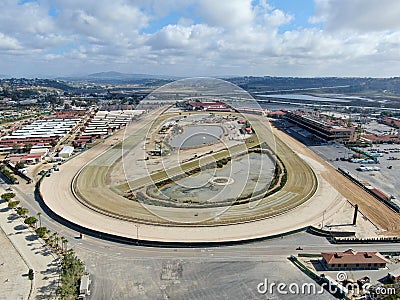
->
285 111 355 142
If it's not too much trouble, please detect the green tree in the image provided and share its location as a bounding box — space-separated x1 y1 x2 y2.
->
24 216 38 228
0 168 18 183
35 227 47 238
12 143 21 152
15 161 25 169
23 143 33 153
48 232 55 247
28 269 34 281
1 193 15 201
16 207 29 217
61 237 68 252
55 236 60 250
51 232 60 250
8 200 20 209
57 249 84 299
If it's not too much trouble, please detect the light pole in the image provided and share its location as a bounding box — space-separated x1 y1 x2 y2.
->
37 212 41 228
135 224 139 246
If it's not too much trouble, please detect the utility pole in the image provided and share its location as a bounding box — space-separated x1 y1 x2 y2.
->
353 204 359 225
135 224 139 246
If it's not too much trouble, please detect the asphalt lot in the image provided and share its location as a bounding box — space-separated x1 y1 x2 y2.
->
83 256 334 300
309 144 400 203
363 120 398 136
73 231 400 300
275 119 400 207
73 232 330 300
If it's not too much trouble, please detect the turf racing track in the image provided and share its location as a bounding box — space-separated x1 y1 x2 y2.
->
40 109 348 243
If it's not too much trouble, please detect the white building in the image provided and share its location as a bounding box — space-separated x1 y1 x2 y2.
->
59 146 74 158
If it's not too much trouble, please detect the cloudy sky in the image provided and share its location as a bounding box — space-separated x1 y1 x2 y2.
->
1 0 400 77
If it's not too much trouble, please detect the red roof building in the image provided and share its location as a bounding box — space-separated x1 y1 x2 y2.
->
321 249 388 270
6 152 46 164
381 117 400 128
361 133 400 144
0 137 58 148
187 101 231 111
268 110 287 118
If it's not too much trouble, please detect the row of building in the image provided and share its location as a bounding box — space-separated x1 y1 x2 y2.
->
73 110 145 148
0 117 81 152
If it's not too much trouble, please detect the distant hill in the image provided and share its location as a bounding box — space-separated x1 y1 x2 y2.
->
227 76 400 96
59 71 180 83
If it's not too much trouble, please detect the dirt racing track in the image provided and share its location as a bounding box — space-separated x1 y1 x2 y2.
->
39 110 400 244
73 114 317 226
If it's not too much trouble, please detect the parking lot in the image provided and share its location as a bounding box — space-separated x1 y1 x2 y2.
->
271 118 400 208
309 143 400 206
364 120 398 136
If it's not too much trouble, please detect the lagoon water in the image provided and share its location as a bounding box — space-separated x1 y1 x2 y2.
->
257 94 351 103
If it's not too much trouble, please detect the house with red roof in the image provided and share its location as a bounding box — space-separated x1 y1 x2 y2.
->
321 249 388 270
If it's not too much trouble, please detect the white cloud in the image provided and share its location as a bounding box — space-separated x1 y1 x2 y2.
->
54 0 149 45
0 0 61 51
312 0 400 32
0 33 22 51
196 0 254 29
0 0 400 77
148 23 221 51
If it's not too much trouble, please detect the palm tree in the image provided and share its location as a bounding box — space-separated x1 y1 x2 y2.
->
50 232 58 248
61 237 68 252
55 234 60 251
37 212 42 228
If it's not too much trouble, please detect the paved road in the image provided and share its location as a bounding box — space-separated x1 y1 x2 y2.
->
6 181 400 299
